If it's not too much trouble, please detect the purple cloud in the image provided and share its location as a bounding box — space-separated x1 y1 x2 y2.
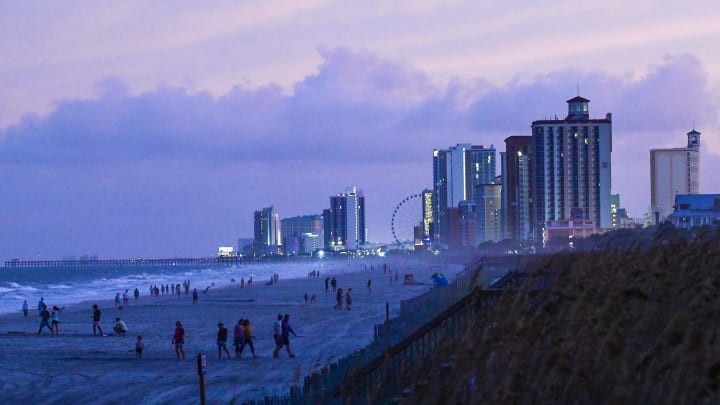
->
0 49 717 261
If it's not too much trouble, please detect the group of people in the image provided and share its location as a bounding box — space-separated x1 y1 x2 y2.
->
335 288 353 310
303 292 317 304
33 298 64 336
307 269 321 279
169 313 298 361
325 276 337 293
114 289 139 308
266 273 280 285
148 280 193 297
235 276 253 288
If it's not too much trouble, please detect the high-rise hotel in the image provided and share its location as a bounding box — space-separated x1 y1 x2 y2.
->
531 96 613 242
253 206 281 255
432 144 496 245
323 186 366 251
649 129 701 224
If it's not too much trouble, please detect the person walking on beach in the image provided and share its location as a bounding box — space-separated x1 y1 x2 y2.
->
92 304 104 336
22 300 28 318
192 288 198 304
346 288 353 310
272 314 283 358
216 322 231 360
172 321 185 360
335 288 344 310
281 314 298 358
331 277 337 293
114 293 122 308
37 297 45 315
134 288 140 301
38 305 51 335
122 290 129 306
50 306 62 336
304 292 308 304
234 319 245 358
367 279 372 293
135 336 144 359
325 277 330 293
239 319 257 358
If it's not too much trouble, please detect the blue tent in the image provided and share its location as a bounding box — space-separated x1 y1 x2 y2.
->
431 272 449 287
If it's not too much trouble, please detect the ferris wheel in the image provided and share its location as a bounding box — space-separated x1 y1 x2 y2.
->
391 193 425 246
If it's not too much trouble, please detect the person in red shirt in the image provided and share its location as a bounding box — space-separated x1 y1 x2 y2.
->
172 321 185 360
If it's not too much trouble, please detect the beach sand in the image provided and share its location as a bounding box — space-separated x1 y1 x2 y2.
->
0 258 461 404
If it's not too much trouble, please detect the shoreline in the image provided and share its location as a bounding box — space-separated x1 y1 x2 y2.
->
0 257 357 316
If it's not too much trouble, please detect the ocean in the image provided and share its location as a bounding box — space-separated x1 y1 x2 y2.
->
0 260 340 316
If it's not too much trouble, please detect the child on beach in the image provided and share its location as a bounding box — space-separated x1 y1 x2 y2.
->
135 336 144 359
216 322 231 360
192 289 198 304
172 321 185 360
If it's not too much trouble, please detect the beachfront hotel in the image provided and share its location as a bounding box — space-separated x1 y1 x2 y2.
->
432 144 496 245
323 186 366 251
253 206 281 256
280 214 324 255
531 96 613 245
501 135 533 242
649 128 701 224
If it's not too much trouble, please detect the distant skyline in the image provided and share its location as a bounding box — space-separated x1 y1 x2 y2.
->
1 1 719 261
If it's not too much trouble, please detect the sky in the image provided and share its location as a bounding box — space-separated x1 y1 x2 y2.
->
1 0 719 261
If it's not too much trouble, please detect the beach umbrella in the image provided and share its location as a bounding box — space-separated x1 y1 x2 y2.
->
431 272 448 287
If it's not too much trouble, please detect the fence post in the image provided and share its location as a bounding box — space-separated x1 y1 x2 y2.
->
385 302 391 349
197 353 207 405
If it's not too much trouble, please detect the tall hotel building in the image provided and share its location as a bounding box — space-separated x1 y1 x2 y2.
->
280 214 323 254
253 206 280 255
649 129 700 224
323 186 366 251
432 144 496 244
531 96 612 243
501 136 533 241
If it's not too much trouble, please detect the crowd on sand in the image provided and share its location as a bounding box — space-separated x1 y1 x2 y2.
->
20 264 404 361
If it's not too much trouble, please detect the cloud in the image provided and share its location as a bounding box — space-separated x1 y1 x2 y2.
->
0 48 717 260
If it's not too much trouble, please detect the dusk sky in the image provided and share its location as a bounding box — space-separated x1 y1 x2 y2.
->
1 1 719 261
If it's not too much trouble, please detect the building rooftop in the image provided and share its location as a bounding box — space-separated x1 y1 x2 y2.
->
566 96 590 103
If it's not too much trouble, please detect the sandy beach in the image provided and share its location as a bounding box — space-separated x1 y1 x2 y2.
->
0 258 462 404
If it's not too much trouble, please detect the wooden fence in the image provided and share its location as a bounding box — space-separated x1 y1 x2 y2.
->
238 258 519 405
